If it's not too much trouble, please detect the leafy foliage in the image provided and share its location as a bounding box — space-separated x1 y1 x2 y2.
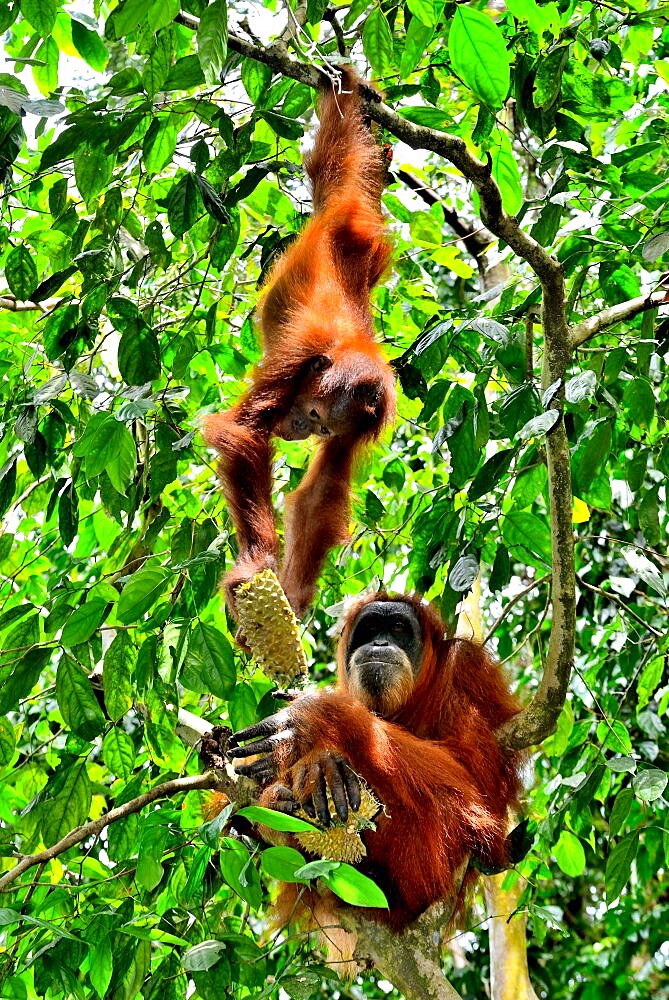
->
0 1 667 998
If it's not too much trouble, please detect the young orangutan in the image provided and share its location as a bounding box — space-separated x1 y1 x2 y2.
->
204 69 395 619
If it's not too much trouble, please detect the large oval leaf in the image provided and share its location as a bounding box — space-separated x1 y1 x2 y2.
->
448 6 510 110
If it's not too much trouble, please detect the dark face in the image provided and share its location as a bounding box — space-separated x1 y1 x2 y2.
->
276 356 385 441
345 601 424 717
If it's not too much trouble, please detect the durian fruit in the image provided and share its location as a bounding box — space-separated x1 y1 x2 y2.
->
235 569 308 682
294 782 383 864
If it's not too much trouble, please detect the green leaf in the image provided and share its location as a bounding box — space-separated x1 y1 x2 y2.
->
21 0 57 35
505 0 560 35
71 20 109 71
103 632 135 720
43 303 80 361
448 6 510 110
0 459 17 518
58 482 79 546
362 8 394 78
5 245 38 300
400 18 433 77
118 326 161 385
197 0 228 85
490 132 523 215
241 60 272 104
323 863 389 909
623 378 655 428
596 720 632 755
219 838 262 908
61 598 111 647
147 0 180 32
110 0 148 38
74 144 115 202
261 846 309 883
257 110 304 141
605 832 638 901
632 768 667 803
181 622 236 699
73 413 137 491
237 806 320 834
0 716 16 769
102 727 136 778
41 758 92 847
406 0 440 28
55 656 107 739
0 646 50 714
143 118 177 174
211 210 240 270
90 937 113 998
533 45 569 109
637 656 664 710
502 511 552 567
117 563 170 624
609 788 633 838
33 37 60 96
553 830 586 877
167 173 201 237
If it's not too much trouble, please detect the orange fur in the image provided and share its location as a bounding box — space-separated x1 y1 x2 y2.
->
262 595 523 932
204 69 395 618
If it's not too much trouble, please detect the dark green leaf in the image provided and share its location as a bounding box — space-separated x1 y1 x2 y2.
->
61 598 110 647
0 460 17 519
181 622 235 699
117 563 170 624
103 632 135 720
197 0 228 85
118 326 161 385
5 244 38 299
74 144 115 202
606 832 639 901
55 656 107 739
20 0 56 36
143 118 177 174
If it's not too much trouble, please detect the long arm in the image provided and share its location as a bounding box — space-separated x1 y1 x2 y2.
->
203 403 279 608
280 436 356 617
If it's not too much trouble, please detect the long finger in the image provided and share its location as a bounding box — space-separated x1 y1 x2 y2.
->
231 728 293 760
292 763 316 817
324 755 348 823
341 762 362 813
234 758 276 780
311 763 331 827
228 715 285 751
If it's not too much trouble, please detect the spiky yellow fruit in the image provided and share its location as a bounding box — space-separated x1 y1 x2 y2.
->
294 783 383 864
235 569 308 681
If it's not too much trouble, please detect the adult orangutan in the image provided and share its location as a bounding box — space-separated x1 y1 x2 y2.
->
203 68 395 619
229 594 524 935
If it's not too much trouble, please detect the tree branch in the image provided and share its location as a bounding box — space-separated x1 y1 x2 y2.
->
0 773 220 892
395 167 492 261
345 900 463 1000
500 272 575 750
569 290 668 348
0 296 54 312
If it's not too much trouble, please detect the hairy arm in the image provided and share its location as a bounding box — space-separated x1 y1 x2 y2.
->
280 437 357 617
